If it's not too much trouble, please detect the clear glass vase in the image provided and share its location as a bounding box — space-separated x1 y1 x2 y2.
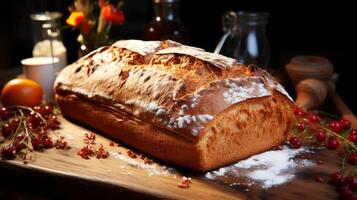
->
215 11 270 68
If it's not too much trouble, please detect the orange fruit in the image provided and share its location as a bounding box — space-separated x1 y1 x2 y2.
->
1 78 43 107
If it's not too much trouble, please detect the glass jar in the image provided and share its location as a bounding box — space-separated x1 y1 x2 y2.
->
215 11 270 68
30 12 67 73
144 0 188 43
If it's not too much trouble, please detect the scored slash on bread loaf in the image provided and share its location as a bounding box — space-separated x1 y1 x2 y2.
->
55 40 294 171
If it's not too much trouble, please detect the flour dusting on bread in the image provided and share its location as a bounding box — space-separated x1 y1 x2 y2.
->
55 40 294 171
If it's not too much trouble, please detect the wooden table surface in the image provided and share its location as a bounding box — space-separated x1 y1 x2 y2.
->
0 115 343 200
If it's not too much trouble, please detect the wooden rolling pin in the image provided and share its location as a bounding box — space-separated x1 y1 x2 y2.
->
295 78 357 129
286 56 357 128
295 79 327 110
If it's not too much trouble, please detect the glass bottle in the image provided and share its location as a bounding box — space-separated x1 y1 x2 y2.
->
215 11 270 68
144 0 188 43
31 12 67 73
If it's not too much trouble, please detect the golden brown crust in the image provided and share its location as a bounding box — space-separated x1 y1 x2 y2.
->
54 40 294 171
56 90 293 171
56 94 204 170
55 40 292 142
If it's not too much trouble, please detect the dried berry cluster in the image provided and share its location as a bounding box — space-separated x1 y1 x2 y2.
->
77 132 109 159
0 105 70 160
291 107 357 199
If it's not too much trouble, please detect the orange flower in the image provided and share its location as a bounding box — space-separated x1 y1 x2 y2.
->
101 4 125 25
66 11 85 27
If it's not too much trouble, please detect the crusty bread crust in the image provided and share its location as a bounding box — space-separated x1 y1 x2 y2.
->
56 90 293 171
54 40 294 171
56 93 204 170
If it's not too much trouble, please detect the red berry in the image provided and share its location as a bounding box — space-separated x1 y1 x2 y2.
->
345 176 357 191
294 107 305 117
14 141 26 152
15 133 26 142
331 172 345 186
293 140 302 149
348 130 357 143
14 133 26 151
339 185 354 200
0 107 13 120
33 106 45 115
42 137 53 148
327 138 339 150
340 119 352 130
315 130 327 142
28 111 42 126
31 137 43 150
309 114 319 123
0 145 16 159
26 120 36 131
348 153 357 165
1 123 12 137
44 105 53 116
289 137 302 149
329 120 343 134
296 122 305 131
289 137 298 144
48 116 61 130
10 117 21 129
348 134 357 143
26 121 37 133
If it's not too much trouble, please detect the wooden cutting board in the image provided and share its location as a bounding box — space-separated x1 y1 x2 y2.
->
0 116 341 199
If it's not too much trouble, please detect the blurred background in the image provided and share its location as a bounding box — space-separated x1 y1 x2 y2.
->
0 0 354 111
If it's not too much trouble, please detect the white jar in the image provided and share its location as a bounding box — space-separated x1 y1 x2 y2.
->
32 39 67 73
30 12 67 73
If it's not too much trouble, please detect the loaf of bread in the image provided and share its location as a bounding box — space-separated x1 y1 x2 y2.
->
54 40 294 171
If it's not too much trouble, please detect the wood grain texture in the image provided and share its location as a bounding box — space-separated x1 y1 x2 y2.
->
0 116 341 200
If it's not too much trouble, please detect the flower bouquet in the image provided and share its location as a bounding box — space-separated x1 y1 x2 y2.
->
66 0 125 56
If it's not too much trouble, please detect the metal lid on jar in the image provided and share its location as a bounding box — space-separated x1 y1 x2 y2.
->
30 12 62 21
236 11 269 25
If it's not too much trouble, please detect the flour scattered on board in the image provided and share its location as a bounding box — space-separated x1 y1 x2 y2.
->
205 146 315 189
111 152 176 177
111 146 314 189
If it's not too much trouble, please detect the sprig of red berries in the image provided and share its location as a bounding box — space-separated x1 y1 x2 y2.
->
330 172 357 199
291 107 357 158
0 105 70 160
291 107 357 199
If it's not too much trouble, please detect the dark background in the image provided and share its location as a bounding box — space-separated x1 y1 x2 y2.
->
0 0 354 112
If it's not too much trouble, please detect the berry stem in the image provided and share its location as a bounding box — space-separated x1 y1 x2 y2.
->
322 127 357 151
19 109 34 150
317 110 340 120
14 105 48 126
341 156 346 172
